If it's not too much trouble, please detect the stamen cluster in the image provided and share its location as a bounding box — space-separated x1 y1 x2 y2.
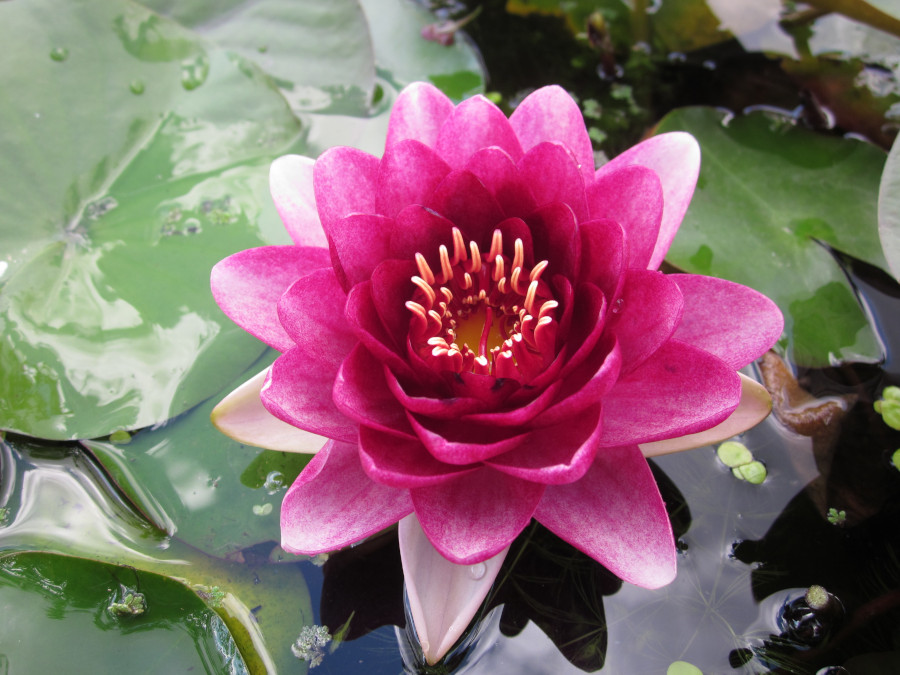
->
405 227 558 383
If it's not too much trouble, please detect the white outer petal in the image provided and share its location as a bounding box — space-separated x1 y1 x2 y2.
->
399 513 508 665
211 369 328 453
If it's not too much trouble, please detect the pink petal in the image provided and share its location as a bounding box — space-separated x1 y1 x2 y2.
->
281 440 412 554
597 132 700 270
359 426 478 488
465 147 537 218
578 218 625 301
485 404 602 484
269 155 327 247
585 164 663 270
670 274 784 370
211 369 328 453
385 82 455 150
385 367 487 419
509 85 595 182
559 283 607 378
327 213 394 288
518 142 589 222
599 339 742 446
426 170 506 249
371 260 418 347
334 344 415 437
278 268 356 366
390 205 456 270
408 414 530 465
435 95 524 169
344 281 415 379
261 347 358 443
606 269 684 374
376 140 451 218
535 444 676 588
525 202 580 279
399 514 508 665
411 468 544 563
640 373 772 456
211 246 330 352
461 381 561 427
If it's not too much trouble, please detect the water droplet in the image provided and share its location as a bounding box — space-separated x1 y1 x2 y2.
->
129 79 145 95
264 471 285 494
469 562 486 580
50 47 68 62
611 298 624 314
180 54 210 91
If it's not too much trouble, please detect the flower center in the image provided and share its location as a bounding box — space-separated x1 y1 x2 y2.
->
405 227 558 383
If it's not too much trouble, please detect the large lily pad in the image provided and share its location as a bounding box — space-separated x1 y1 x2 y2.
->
656 106 888 367
878 132 900 282
82 349 314 559
0 0 304 440
0 552 245 674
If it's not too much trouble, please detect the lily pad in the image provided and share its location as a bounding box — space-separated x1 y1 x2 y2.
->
82 349 314 558
656 106 888 367
878 132 900 282
0 0 304 440
0 552 245 674
143 0 377 114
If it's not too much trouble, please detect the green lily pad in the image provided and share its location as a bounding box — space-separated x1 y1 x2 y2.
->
143 0 377 114
657 106 888 367
879 132 900 282
0 0 305 440
82 349 313 558
0 552 245 674
0 435 314 673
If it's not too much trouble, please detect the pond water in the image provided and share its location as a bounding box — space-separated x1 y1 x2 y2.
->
2 1 900 674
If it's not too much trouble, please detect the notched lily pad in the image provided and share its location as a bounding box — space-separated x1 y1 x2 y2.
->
657 106 888 367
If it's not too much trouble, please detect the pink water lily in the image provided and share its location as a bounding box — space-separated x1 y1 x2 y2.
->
211 83 782 664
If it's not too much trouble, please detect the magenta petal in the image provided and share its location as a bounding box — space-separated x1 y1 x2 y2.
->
334 344 415 437
585 164 663 270
385 82 455 150
518 142 588 223
426 170 506 248
371 260 417 346
278 268 356 365
607 270 684 374
262 347 358 443
465 147 537 218
485 405 602 484
559 283 607 378
600 339 742 446
597 132 700 270
385 368 487 419
525 202 580 279
408 413 531 465
314 145 379 235
281 440 412 554
435 95 524 169
211 246 330 352
344 280 412 375
671 274 784 370
461 381 561 428
509 85 595 182
411 468 544 564
359 426 479 488
270 155 327 247
579 218 625 300
328 213 394 287
535 445 676 588
376 139 451 218
390 205 455 269
399 514 508 665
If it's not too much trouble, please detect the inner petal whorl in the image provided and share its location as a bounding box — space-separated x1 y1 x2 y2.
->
406 227 558 384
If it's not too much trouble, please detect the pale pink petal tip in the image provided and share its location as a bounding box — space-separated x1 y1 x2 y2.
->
640 373 772 457
269 155 327 248
399 514 508 665
211 370 328 453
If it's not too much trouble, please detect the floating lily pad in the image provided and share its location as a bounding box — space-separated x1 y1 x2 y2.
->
0 552 245 674
82 349 314 558
657 106 888 367
879 133 900 282
0 0 305 440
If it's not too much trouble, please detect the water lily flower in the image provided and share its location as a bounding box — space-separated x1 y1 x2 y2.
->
211 83 783 664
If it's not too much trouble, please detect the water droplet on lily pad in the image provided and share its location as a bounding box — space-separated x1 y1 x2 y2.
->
469 562 486 580
180 54 209 91
50 47 69 62
129 79 145 95
263 471 285 494
717 441 752 468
